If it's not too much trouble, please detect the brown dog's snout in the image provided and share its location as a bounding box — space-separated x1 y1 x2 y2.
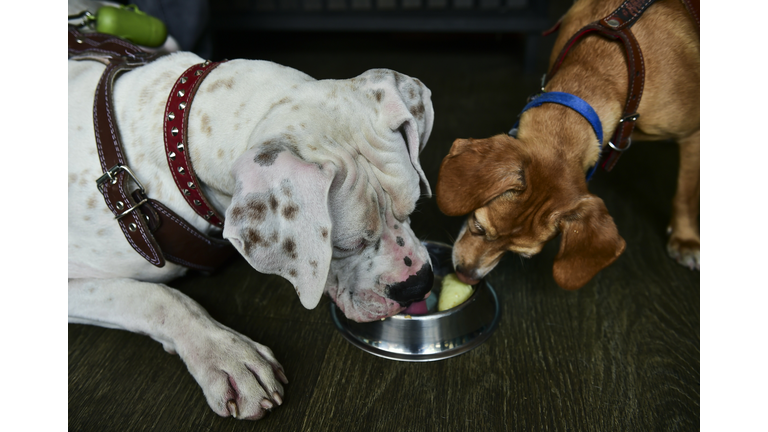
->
454 265 481 286
386 264 433 306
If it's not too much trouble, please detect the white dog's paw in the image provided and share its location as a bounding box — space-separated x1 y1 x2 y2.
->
178 326 288 420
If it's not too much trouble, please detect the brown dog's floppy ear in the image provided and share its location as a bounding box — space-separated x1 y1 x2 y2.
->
436 135 527 216
553 195 626 290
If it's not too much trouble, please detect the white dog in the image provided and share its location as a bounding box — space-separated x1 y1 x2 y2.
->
68 36 435 419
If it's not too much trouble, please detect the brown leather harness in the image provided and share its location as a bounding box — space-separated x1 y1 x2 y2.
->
543 0 699 172
69 26 236 272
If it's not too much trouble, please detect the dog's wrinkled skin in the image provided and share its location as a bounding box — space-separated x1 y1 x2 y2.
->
436 0 699 290
69 50 434 420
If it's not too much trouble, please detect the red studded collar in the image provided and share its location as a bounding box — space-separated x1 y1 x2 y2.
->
163 60 228 227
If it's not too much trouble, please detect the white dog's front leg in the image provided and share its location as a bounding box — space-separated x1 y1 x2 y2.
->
68 278 288 420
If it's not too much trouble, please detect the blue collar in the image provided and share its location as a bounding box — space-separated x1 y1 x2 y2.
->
508 91 603 181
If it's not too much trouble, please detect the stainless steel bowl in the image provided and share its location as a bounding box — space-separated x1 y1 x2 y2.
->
330 241 501 362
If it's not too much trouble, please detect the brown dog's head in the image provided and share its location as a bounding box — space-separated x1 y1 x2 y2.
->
436 134 625 290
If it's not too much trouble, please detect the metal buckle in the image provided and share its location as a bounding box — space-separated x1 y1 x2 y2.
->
96 164 145 193
95 165 149 219
608 113 639 151
619 113 639 123
608 137 632 152
114 197 148 220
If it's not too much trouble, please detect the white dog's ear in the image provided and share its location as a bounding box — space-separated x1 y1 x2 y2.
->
362 69 434 197
223 146 335 309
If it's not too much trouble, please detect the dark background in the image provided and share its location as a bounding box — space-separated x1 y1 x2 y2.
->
68 1 701 430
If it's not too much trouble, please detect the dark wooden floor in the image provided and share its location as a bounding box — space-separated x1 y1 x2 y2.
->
68 6 700 431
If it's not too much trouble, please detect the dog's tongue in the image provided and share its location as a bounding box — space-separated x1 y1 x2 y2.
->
402 300 428 315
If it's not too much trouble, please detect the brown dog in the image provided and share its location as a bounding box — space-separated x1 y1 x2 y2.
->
436 0 699 290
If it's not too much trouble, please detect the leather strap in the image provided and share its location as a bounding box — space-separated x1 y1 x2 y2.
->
145 199 235 271
680 0 699 29
600 0 657 29
164 61 227 227
545 0 656 172
93 58 166 267
69 26 236 272
69 24 151 63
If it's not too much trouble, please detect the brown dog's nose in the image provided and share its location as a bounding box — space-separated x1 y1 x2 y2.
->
386 264 433 306
454 265 481 286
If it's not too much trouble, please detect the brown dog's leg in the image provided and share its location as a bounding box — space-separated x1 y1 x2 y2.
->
667 130 700 270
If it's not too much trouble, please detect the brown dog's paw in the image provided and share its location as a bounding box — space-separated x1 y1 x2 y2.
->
666 236 700 270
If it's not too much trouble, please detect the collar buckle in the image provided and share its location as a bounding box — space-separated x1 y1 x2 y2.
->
95 164 149 220
96 164 146 195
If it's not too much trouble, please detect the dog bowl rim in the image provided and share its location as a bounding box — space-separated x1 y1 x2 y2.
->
329 279 501 362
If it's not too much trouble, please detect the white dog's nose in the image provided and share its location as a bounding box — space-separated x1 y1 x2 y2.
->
385 264 433 306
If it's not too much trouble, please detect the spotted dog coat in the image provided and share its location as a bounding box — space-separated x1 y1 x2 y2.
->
68 50 434 420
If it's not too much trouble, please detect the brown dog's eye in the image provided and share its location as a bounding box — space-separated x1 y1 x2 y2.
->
474 221 485 234
468 217 485 236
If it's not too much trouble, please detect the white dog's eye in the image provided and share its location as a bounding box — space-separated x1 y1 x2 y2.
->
333 239 366 254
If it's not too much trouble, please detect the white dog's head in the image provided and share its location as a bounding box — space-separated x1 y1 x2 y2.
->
223 69 434 322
